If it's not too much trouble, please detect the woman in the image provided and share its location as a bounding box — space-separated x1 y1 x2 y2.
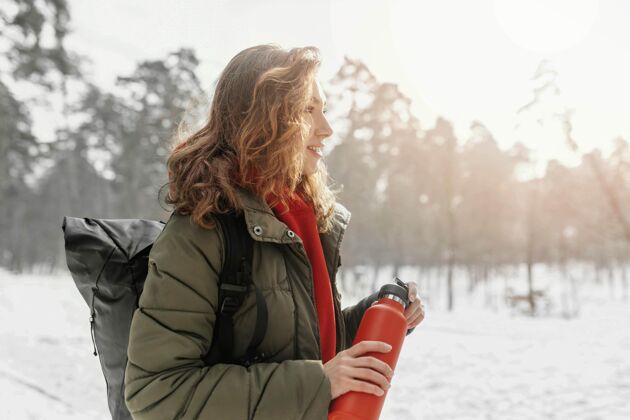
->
124 44 425 420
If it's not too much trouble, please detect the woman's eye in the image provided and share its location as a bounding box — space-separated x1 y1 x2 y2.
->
305 106 328 114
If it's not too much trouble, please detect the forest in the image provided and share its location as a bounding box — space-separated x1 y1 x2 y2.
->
2 0 629 316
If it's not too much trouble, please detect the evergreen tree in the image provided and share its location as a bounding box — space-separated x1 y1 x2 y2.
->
111 48 204 218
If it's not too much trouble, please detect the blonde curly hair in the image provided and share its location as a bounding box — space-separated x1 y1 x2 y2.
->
166 43 338 232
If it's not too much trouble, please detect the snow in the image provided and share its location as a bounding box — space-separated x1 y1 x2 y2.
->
1 266 629 419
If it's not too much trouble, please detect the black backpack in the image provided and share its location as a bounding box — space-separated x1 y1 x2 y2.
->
62 211 268 420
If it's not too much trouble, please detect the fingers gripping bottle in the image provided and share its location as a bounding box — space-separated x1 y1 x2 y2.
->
329 279 410 420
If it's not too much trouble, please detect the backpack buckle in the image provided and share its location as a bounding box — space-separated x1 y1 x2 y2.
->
240 351 267 367
219 283 248 314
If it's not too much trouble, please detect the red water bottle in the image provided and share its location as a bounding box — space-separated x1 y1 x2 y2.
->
329 278 410 420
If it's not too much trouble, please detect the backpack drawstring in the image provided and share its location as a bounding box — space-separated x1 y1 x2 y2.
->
89 312 98 356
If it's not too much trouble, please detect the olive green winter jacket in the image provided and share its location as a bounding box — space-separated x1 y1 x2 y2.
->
124 186 380 420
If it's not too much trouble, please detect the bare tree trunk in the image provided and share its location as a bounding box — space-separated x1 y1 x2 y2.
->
526 258 536 315
525 181 539 316
608 263 615 300
8 190 26 272
569 268 580 317
559 234 573 317
447 260 454 311
594 262 602 284
446 193 456 311
467 264 475 294
484 264 494 310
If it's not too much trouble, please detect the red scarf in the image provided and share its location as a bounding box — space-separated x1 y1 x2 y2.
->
264 190 336 363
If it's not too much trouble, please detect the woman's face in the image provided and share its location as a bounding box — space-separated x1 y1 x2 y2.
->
301 79 333 176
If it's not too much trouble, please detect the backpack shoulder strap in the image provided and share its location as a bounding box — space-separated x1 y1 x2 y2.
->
203 210 268 367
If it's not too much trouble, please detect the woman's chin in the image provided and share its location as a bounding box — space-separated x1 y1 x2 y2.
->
302 167 318 177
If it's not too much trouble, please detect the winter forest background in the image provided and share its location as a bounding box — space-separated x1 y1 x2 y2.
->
1 0 629 419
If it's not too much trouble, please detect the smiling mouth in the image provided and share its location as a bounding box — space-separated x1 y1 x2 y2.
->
307 145 323 157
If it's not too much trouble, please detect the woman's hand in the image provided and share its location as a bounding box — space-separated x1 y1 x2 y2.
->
323 341 394 400
402 281 425 329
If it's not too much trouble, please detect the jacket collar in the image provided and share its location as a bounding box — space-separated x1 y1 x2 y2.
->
234 186 351 262
235 185 292 244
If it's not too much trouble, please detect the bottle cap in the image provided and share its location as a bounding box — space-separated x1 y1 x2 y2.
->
378 283 409 309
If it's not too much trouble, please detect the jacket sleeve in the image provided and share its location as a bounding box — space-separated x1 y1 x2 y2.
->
124 214 331 420
341 291 380 346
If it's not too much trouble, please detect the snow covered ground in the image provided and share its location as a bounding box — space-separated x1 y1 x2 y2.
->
0 266 629 419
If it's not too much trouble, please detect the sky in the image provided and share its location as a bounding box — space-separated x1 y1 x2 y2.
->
29 0 630 172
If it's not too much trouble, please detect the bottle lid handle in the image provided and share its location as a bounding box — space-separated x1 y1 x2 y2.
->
378 278 410 308
394 277 409 292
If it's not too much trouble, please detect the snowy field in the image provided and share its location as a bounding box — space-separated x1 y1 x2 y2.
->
0 265 629 420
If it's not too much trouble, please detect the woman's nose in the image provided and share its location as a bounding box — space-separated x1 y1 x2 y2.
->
315 117 333 139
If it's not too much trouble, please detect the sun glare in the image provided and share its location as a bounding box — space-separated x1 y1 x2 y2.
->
492 0 600 54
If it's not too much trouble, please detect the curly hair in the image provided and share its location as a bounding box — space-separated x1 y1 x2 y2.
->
165 43 338 232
